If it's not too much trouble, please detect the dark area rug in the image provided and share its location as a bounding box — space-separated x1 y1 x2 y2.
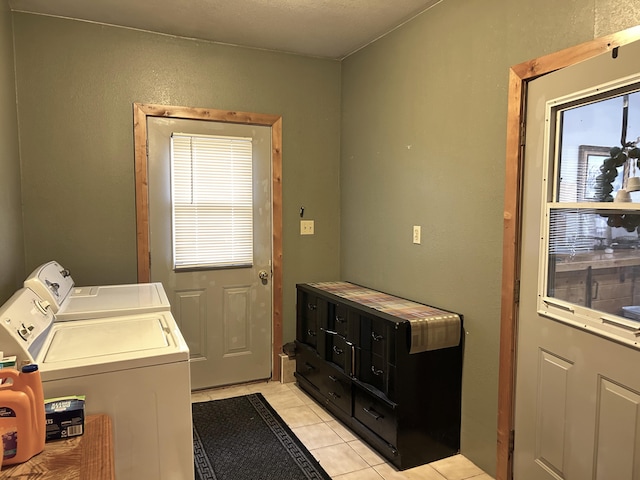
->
193 393 332 480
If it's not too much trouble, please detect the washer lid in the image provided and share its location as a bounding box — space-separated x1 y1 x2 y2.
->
55 283 171 321
36 312 189 381
45 316 169 362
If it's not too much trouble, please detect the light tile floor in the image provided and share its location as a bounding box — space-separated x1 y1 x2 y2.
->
191 380 495 480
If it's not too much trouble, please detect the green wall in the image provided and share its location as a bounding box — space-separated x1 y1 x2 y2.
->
341 0 639 475
6 1 640 476
0 0 24 303
12 13 342 343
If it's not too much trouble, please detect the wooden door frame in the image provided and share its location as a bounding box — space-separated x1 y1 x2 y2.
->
497 25 640 480
133 103 284 382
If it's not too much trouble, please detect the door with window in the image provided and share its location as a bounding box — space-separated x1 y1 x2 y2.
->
147 116 273 390
515 40 640 479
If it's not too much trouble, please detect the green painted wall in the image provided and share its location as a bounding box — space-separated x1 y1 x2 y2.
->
12 13 342 343
341 0 639 475
6 1 640 475
0 0 24 303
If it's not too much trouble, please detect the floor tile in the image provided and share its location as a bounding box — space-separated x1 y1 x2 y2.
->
311 443 370 477
374 462 447 480
373 463 411 479
287 383 317 404
346 439 386 466
402 463 448 480
291 422 344 450
277 404 324 428
307 401 337 422
327 419 358 442
190 390 212 403
429 455 485 480
333 467 385 479
261 389 306 410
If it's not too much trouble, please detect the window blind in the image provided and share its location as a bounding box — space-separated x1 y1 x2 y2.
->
171 133 253 269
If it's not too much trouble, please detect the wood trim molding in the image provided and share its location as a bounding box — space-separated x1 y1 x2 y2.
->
133 103 284 382
497 25 640 480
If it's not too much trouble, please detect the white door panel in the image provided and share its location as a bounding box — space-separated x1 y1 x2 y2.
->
147 116 272 390
515 40 640 480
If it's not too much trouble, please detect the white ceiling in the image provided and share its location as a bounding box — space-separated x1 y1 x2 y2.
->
8 0 442 60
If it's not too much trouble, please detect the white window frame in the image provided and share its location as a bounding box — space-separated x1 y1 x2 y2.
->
537 73 640 349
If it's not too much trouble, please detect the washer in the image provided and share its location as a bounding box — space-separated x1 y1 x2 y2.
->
24 260 170 321
0 287 194 480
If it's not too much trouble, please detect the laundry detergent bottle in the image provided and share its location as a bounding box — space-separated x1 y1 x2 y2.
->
0 364 46 466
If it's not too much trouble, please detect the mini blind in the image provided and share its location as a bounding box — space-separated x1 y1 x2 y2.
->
171 133 253 269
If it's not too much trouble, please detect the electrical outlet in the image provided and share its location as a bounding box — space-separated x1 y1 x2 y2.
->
300 220 315 235
413 225 421 244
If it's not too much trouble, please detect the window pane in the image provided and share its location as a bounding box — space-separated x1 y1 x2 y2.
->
171 134 253 269
547 208 640 318
557 89 640 203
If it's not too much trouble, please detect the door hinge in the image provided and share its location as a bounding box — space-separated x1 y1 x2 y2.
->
519 122 526 146
514 279 520 304
509 429 515 454
149 251 152 269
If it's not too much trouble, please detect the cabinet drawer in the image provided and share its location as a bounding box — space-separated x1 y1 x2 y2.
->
328 302 349 337
297 290 320 349
321 368 352 415
359 314 392 359
353 388 398 447
325 332 352 374
356 350 396 397
295 343 324 391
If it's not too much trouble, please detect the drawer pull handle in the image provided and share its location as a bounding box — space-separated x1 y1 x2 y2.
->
371 332 383 341
333 345 343 355
363 407 383 420
335 316 346 324
328 375 338 382
307 329 317 337
307 303 317 311
305 362 315 372
328 391 340 399
371 366 383 376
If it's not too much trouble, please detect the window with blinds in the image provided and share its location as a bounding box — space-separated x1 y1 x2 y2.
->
171 133 253 270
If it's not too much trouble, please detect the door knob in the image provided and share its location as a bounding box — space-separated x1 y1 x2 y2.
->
258 270 269 281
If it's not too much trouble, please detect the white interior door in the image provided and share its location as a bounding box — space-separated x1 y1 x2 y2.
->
515 40 640 479
147 116 273 390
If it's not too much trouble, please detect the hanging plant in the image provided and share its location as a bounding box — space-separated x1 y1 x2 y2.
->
594 93 640 233
595 146 640 203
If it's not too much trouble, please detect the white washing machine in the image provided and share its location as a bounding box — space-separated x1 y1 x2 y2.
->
0 287 194 480
24 260 170 321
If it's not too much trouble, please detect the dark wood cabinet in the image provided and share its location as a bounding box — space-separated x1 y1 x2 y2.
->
294 281 463 470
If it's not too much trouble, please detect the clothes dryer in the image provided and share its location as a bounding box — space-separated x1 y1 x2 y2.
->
0 287 194 480
24 260 170 321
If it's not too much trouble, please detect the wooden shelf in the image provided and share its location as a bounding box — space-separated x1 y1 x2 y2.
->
0 414 114 479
